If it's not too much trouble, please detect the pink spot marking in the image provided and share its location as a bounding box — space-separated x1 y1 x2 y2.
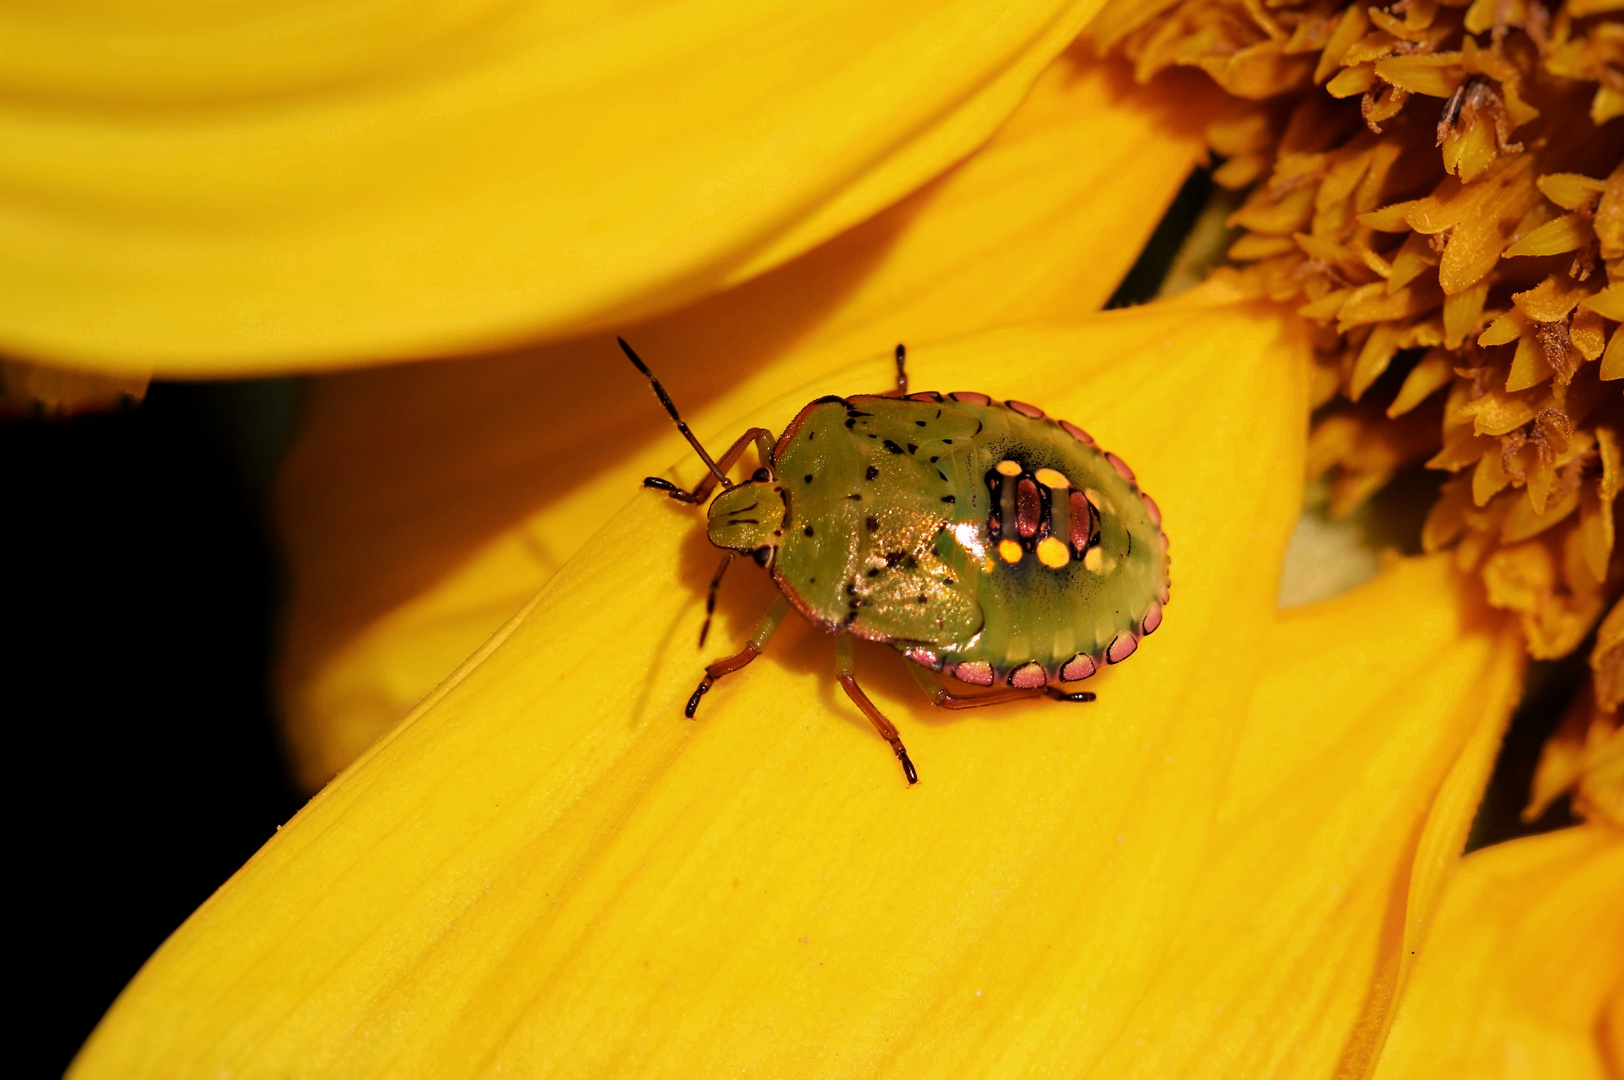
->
908 392 942 402
1107 453 1136 484
1141 492 1162 525
1060 653 1097 682
951 661 995 686
950 391 991 405
1141 603 1163 636
1106 632 1138 665
1006 399 1045 419
1009 662 1047 689
1059 420 1095 445
904 646 943 670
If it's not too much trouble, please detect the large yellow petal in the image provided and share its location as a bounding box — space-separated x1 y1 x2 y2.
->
1370 824 1624 1080
0 0 1106 375
1090 555 1523 1079
276 53 1217 788
73 298 1310 1076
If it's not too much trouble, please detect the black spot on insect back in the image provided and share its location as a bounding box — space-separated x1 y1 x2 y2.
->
803 525 814 536
883 439 904 454
804 474 813 483
866 516 879 532
865 465 879 480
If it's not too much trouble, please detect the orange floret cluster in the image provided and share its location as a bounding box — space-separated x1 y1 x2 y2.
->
1094 0 1622 674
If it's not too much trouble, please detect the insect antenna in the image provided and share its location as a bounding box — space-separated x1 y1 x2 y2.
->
699 552 734 647
619 336 732 490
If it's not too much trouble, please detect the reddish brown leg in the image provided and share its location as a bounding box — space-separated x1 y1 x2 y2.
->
835 635 918 784
892 342 908 396
644 427 774 504
686 595 789 717
905 663 1094 708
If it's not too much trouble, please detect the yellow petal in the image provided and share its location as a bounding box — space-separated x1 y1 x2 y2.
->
73 299 1313 1076
0 0 1105 375
277 54 1217 788
1085 555 1523 1079
1371 825 1624 1080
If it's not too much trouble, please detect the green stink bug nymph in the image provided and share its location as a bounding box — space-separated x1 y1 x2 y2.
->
624 338 1170 785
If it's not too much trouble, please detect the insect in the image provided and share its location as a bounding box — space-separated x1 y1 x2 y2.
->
624 337 1170 784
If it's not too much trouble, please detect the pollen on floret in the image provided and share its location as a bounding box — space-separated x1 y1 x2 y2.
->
1094 0 1622 678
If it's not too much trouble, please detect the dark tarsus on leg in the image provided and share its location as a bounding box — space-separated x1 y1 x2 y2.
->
641 426 776 504
698 552 734 647
837 675 918 784
834 634 918 784
1045 687 1096 703
686 643 763 718
686 595 790 718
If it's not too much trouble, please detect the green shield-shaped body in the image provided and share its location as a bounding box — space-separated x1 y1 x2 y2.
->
766 391 1170 690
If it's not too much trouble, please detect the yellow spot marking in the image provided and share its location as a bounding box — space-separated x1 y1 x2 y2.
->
1034 467 1069 489
998 539 1024 564
995 459 1022 477
1083 546 1105 572
1036 536 1070 568
1084 488 1111 514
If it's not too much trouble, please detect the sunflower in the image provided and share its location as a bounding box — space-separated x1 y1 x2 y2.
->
3 0 1617 1075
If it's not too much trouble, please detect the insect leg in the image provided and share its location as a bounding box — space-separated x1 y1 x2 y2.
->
644 427 775 503
686 594 790 718
1044 686 1097 703
698 552 734 647
892 342 908 396
904 663 1095 708
835 634 919 785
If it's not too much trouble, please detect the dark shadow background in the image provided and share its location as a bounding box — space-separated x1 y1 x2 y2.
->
5 384 305 1076
4 174 1578 1073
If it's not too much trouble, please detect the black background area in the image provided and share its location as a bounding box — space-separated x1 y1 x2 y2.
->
5 386 302 1076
